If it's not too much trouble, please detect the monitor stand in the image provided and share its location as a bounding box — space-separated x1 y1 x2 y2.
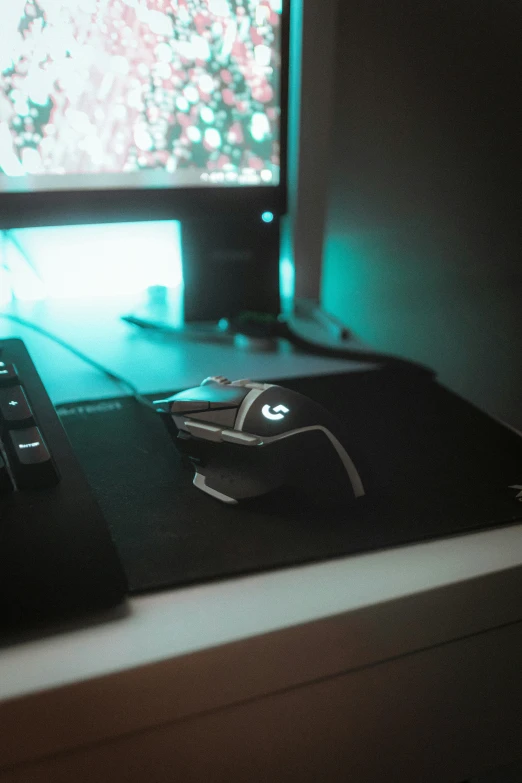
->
182 215 281 323
123 215 283 350
121 213 355 352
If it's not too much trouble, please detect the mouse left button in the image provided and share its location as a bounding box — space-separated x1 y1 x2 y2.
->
169 400 210 414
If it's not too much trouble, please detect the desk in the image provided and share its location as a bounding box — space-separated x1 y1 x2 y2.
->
1 298 522 783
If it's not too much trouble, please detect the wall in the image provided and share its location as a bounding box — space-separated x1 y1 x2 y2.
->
321 0 522 428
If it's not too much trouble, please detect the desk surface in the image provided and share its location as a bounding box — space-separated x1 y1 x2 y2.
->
1 296 522 776
0 297 377 404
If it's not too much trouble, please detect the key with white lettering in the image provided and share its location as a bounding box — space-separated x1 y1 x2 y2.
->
7 426 59 489
0 386 35 432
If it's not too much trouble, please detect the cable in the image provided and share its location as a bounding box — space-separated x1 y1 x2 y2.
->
0 312 157 412
121 310 436 379
227 312 437 379
280 320 436 378
0 308 433 415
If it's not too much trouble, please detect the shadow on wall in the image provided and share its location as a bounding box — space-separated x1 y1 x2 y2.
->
321 0 522 428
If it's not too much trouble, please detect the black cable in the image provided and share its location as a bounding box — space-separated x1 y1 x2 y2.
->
0 307 433 413
227 312 437 379
280 320 436 379
0 312 157 411
121 310 436 379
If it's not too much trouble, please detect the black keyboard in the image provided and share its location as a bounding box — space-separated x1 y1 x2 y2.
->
0 338 127 630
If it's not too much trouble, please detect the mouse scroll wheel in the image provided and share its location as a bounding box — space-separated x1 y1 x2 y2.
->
201 376 230 386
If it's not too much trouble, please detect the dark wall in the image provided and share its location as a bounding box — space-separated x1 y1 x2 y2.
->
321 0 522 427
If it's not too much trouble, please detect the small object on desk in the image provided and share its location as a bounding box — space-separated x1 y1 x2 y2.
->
155 376 366 507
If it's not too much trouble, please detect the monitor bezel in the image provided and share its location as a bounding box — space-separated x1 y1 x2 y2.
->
0 1 290 230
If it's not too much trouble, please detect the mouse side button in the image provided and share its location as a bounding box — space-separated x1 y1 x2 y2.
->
222 430 262 446
184 421 223 442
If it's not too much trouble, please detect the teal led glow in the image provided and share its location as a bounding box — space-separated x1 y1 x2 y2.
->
280 255 295 309
3 221 183 300
262 211 274 224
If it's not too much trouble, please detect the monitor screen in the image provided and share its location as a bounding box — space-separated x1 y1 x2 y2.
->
0 0 282 195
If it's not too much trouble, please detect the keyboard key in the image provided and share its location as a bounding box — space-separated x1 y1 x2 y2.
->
0 386 34 431
0 339 126 627
7 426 59 489
0 453 14 494
0 364 18 387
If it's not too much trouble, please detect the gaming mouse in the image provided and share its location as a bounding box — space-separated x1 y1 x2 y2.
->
154 377 366 507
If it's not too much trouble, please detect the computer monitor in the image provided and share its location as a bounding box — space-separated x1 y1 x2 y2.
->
0 0 289 320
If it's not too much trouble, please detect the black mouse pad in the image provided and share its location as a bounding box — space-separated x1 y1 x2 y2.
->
57 369 522 594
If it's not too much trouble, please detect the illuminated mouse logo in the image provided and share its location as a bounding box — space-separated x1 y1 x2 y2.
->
262 404 290 422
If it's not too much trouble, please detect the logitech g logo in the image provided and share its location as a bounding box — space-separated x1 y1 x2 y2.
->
510 485 522 502
262 404 290 422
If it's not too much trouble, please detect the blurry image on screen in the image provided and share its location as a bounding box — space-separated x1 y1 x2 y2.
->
0 0 282 193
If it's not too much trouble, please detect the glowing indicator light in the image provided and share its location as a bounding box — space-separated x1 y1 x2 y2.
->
262 211 274 224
